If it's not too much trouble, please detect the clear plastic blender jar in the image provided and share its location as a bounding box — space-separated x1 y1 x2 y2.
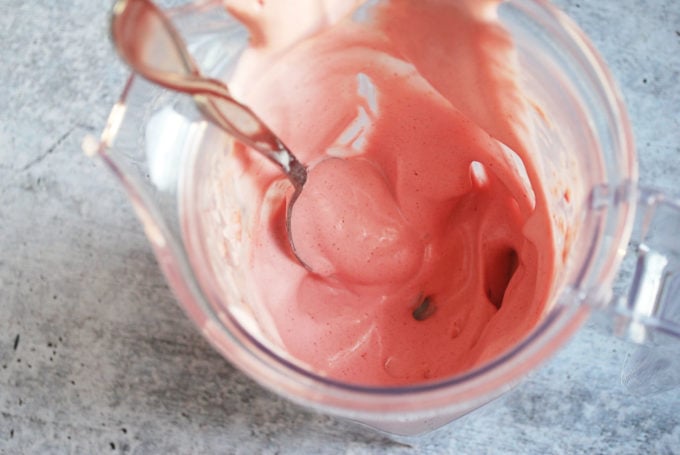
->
90 0 680 436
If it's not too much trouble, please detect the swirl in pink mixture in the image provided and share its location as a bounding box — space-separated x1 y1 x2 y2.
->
221 0 557 385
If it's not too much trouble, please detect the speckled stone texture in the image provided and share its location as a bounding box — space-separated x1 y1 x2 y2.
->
1 0 679 453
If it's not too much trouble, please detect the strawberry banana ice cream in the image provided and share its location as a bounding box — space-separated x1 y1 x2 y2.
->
216 0 558 385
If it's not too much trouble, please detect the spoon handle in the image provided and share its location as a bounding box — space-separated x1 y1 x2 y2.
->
190 80 302 174
111 0 306 187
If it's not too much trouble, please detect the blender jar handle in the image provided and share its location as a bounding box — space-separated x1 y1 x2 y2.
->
610 186 680 395
613 187 680 343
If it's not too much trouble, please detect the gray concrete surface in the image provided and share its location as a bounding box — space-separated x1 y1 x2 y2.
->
1 0 679 453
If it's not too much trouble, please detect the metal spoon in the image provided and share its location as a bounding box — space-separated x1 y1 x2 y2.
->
111 0 308 260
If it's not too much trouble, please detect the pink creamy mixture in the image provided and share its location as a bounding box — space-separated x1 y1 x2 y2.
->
216 0 558 385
